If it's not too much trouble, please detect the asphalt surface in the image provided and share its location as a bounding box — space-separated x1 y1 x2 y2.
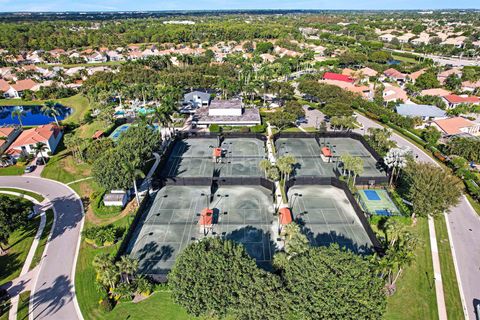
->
355 113 480 319
0 176 84 320
386 48 480 67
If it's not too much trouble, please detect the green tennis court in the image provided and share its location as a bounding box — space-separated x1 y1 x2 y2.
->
128 185 276 276
357 189 400 216
287 185 374 254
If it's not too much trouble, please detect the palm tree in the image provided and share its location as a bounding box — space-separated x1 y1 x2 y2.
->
116 256 139 284
122 159 145 206
259 159 271 176
32 142 48 164
41 101 61 126
11 108 25 127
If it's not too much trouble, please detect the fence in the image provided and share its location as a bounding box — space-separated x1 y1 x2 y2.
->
178 131 267 141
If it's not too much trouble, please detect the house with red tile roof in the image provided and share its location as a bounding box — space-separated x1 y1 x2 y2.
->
0 79 10 97
432 117 480 136
442 94 480 109
3 79 37 98
383 68 407 84
319 79 372 99
0 126 21 153
7 124 62 158
383 83 408 103
461 80 480 92
420 88 451 97
322 72 354 83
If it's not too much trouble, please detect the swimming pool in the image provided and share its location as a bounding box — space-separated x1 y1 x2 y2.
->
109 123 161 142
0 105 72 126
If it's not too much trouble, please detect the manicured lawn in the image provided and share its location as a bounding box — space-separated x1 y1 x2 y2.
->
16 291 30 320
105 291 194 320
384 218 438 320
465 194 480 216
0 203 40 286
29 210 54 271
435 216 464 320
282 126 317 133
75 215 133 320
392 54 417 64
0 188 44 202
41 151 92 183
0 165 25 176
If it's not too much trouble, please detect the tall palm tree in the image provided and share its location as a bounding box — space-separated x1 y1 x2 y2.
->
32 142 49 164
11 108 25 127
41 101 61 126
116 256 139 284
122 159 145 206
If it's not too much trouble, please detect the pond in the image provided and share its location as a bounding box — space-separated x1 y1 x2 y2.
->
387 59 401 65
0 105 72 126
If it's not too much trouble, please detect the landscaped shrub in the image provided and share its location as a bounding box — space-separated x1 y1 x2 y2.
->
250 124 266 133
209 124 221 133
98 296 114 312
83 225 117 247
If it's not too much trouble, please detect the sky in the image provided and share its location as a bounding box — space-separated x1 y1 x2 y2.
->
0 0 478 12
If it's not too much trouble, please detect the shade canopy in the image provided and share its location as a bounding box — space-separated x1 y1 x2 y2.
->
279 207 293 225
199 208 214 226
213 148 222 157
321 147 332 157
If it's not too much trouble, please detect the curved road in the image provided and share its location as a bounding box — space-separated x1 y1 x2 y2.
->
0 176 84 320
355 113 480 319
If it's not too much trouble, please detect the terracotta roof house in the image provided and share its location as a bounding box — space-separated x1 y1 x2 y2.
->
3 79 37 98
0 126 21 153
442 94 480 109
461 80 480 92
0 79 10 96
383 68 407 84
383 84 408 103
319 79 372 99
420 88 451 97
408 69 426 83
358 67 378 78
7 124 63 158
433 117 480 136
437 68 462 84
322 72 354 83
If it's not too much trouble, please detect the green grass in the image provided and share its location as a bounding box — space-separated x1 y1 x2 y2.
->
281 126 317 133
0 204 40 286
76 215 133 320
16 291 30 320
104 291 194 320
0 188 44 202
434 216 464 320
41 150 92 183
391 54 417 64
383 218 438 320
29 209 54 271
0 165 25 176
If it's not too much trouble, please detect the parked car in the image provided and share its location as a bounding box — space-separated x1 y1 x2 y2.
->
24 165 36 173
36 157 49 165
296 117 308 124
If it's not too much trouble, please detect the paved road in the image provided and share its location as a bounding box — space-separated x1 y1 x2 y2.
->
355 113 480 319
386 48 480 67
0 176 84 320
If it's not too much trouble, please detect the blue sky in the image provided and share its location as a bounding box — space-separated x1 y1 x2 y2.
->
0 0 478 12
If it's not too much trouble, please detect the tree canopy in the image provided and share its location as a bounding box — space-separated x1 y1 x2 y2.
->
0 195 31 253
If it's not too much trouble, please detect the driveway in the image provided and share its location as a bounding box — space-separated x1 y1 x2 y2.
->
355 113 480 319
0 176 84 320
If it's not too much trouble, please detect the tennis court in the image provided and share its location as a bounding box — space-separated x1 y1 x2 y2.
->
287 185 373 253
276 137 384 178
128 185 276 275
216 138 267 177
357 189 400 216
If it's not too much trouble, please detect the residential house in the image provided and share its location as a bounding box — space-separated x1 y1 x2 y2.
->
379 34 395 42
0 126 21 153
441 36 467 48
322 72 354 83
411 33 431 46
433 117 480 136
106 51 124 62
0 79 10 98
194 99 261 127
383 83 408 103
408 69 426 83
358 67 378 78
397 33 416 44
461 80 480 92
260 53 276 63
420 88 451 97
87 52 106 63
395 104 447 122
383 68 407 85
437 68 462 84
7 124 63 158
442 94 480 109
3 79 37 98
319 79 372 100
